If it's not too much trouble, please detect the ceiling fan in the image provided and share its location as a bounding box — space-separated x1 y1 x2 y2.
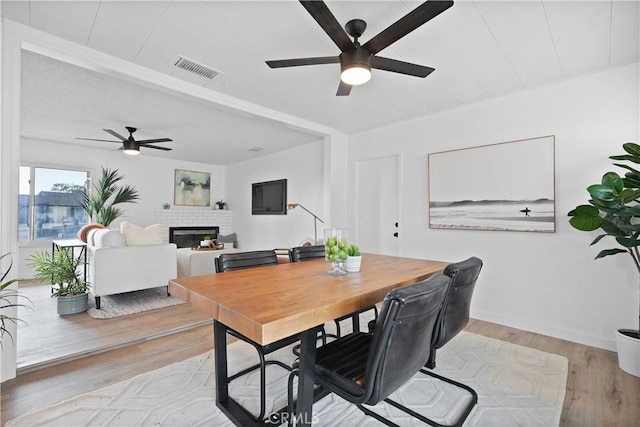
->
77 127 173 156
266 0 454 96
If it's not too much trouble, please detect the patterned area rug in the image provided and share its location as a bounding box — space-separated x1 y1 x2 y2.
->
86 287 185 319
6 330 568 426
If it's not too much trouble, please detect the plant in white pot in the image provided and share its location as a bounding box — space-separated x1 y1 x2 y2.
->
345 244 362 273
568 142 640 377
28 249 90 316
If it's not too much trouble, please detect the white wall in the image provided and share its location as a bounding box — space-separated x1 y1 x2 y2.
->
18 138 226 277
226 140 325 250
348 63 640 351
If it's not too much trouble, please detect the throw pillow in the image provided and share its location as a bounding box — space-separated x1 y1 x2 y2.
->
218 233 237 247
92 229 126 247
120 222 164 246
77 223 105 243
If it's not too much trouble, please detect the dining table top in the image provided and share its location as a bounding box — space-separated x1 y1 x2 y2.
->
168 253 449 346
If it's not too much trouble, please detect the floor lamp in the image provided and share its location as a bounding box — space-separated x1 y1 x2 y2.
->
287 203 324 244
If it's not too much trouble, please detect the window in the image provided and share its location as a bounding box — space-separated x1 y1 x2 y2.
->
19 166 90 242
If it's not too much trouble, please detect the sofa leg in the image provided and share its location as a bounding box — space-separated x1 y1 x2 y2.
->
95 296 101 309
167 285 170 297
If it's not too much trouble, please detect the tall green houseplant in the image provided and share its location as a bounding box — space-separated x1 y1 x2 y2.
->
568 142 640 375
82 167 140 227
1 253 30 345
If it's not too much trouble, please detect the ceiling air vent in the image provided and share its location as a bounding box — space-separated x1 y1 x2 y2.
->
173 56 222 80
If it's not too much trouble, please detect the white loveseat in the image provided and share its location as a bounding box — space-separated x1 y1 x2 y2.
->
86 223 177 309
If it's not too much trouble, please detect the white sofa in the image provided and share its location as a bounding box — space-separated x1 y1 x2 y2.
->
86 223 177 309
176 247 240 277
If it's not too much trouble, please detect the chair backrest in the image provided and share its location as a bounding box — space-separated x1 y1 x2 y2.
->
363 274 450 404
215 250 278 273
431 256 483 350
288 245 325 262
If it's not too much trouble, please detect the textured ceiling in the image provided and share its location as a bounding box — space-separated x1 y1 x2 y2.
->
4 0 639 164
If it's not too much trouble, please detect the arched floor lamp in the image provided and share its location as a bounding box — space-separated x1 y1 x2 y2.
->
288 203 324 244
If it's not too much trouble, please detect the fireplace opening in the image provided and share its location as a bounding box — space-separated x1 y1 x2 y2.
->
169 226 220 249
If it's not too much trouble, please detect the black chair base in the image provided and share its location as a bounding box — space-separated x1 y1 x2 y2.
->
286 362 477 427
226 328 298 422
358 368 477 427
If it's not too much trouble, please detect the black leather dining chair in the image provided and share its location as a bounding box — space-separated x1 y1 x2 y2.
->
215 249 299 422
288 244 326 262
426 256 483 369
215 249 279 272
287 273 478 427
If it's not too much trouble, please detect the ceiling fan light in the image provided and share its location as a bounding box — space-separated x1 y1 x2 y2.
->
341 65 371 85
340 48 372 86
123 140 140 155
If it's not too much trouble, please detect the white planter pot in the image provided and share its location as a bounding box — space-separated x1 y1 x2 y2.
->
346 256 362 273
616 329 640 377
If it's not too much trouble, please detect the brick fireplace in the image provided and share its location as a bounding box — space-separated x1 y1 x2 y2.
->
155 207 233 244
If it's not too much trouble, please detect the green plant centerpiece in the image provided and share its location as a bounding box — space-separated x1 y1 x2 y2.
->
347 244 361 257
28 249 90 315
345 244 362 273
81 166 139 227
1 253 31 345
568 142 640 376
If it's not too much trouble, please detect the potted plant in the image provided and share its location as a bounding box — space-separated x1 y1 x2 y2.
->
345 244 362 273
568 141 640 377
216 199 226 210
28 249 90 316
1 253 31 345
81 166 140 227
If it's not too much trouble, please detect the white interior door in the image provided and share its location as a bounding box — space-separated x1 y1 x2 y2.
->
355 156 399 256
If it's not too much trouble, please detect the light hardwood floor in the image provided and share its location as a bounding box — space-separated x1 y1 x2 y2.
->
1 284 639 426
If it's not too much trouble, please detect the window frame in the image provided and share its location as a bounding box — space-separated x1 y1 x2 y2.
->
19 163 91 244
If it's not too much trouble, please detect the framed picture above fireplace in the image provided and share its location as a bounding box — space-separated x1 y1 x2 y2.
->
174 169 211 207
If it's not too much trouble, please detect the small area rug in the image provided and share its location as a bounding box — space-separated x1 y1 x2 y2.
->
86 286 185 319
6 330 568 426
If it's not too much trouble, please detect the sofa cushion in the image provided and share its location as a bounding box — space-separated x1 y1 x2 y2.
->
218 233 237 247
120 222 164 246
93 229 126 247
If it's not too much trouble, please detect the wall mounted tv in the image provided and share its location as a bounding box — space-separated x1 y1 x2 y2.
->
252 179 287 215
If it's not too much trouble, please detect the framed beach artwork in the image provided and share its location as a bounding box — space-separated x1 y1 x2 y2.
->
428 135 555 232
174 169 211 207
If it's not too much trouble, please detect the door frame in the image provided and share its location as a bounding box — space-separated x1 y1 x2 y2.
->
352 153 404 256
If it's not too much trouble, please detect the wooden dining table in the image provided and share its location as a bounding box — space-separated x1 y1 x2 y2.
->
168 253 449 427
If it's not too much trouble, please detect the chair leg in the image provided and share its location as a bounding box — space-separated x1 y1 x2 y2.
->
226 330 293 422
425 348 436 369
356 368 477 427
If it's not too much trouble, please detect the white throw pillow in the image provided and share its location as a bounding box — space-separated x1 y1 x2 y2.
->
92 229 126 248
120 222 164 246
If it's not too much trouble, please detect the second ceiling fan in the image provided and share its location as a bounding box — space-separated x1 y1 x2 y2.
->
77 127 173 156
266 0 454 96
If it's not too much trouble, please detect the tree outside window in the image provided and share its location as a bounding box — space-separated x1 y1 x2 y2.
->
19 166 89 241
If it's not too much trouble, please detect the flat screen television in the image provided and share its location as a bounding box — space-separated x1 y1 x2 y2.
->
252 179 287 215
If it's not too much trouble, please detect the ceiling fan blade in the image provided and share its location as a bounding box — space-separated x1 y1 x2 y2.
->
299 1 354 52
135 138 173 144
266 56 340 68
76 137 121 143
139 144 172 151
336 80 352 96
371 56 435 78
103 129 128 141
362 0 454 55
